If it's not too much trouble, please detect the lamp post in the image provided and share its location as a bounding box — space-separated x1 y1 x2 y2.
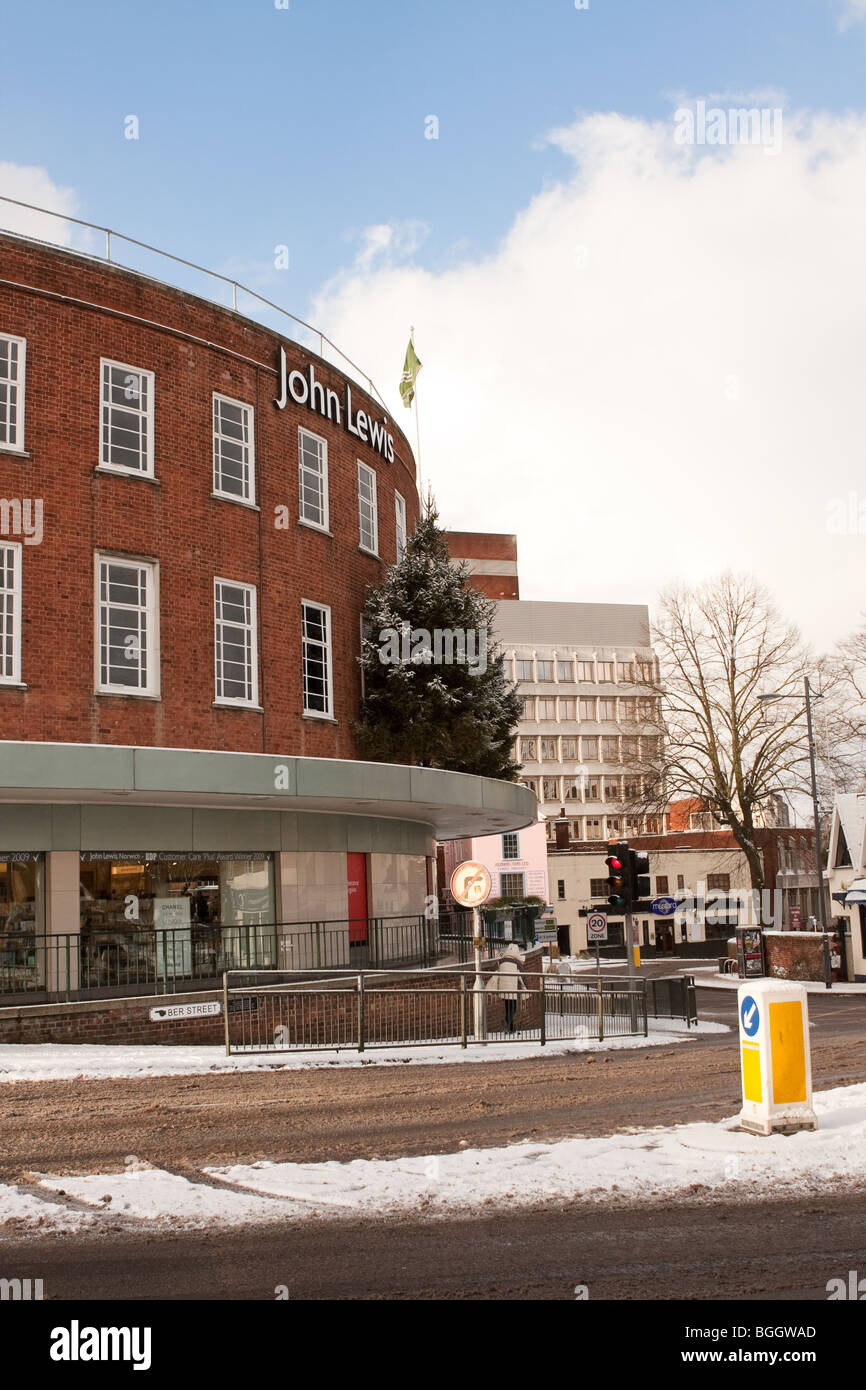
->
759 676 831 987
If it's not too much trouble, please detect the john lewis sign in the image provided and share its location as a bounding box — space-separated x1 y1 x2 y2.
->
274 346 396 462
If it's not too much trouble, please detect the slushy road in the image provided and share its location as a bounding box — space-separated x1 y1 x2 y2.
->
6 1189 866 1301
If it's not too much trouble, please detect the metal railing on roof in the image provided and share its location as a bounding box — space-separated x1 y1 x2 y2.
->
0 194 390 411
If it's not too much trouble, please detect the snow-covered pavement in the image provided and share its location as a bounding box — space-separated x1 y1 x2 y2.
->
691 968 866 994
0 1018 727 1083
2 1080 864 1236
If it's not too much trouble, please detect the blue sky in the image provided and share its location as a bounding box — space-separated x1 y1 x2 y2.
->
2 0 865 315
3 0 866 644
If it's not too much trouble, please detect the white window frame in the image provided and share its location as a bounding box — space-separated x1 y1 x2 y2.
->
213 578 259 708
394 490 407 561
0 541 22 684
99 359 155 478
94 553 160 697
213 393 256 505
301 599 334 719
0 334 26 452
297 426 329 531
500 871 525 899
357 461 379 555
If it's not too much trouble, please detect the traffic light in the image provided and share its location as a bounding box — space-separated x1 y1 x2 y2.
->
605 840 629 911
630 849 651 904
606 842 651 911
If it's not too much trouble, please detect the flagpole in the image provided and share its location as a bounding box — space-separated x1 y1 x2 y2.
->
410 324 423 500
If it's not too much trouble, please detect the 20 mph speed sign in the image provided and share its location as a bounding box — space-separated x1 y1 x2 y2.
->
587 913 608 941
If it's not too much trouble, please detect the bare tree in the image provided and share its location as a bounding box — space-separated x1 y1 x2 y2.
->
632 574 812 891
817 616 866 795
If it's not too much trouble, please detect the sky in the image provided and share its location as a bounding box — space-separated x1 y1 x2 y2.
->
2 0 866 647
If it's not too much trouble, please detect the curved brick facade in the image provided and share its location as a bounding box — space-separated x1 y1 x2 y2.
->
0 234 418 757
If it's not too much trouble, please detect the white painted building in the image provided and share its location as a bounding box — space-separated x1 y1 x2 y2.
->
548 837 753 956
826 793 866 981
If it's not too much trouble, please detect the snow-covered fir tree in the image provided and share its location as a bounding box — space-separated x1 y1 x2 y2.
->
355 500 522 778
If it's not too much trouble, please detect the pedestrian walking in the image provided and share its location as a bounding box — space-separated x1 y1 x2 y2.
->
485 942 528 1033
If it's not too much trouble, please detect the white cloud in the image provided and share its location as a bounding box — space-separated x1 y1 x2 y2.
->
310 108 866 649
838 0 866 28
351 219 430 274
0 163 81 246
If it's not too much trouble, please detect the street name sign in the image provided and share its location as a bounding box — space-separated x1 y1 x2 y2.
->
149 1001 221 1022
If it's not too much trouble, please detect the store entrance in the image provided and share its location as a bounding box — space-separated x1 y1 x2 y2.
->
654 921 675 954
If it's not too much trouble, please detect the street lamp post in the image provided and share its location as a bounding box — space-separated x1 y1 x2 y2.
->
802 676 829 938
759 676 831 988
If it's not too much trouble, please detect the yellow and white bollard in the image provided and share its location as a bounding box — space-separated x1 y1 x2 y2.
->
737 979 817 1136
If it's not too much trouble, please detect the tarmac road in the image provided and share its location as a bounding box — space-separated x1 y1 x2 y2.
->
5 1189 866 1301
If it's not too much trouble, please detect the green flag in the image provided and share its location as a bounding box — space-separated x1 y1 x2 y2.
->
399 337 422 408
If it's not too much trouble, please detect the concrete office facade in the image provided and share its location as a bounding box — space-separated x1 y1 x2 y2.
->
495 600 663 839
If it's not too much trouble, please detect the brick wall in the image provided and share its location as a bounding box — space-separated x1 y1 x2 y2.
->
444 531 520 599
0 235 418 757
0 948 546 1046
764 930 845 983
723 931 845 982
0 990 228 1046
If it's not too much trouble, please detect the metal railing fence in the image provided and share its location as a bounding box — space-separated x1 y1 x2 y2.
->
0 915 452 1004
0 194 390 411
645 973 698 1026
224 970 650 1054
561 972 697 1027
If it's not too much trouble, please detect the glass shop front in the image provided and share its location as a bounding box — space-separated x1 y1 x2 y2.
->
78 851 277 983
0 853 45 993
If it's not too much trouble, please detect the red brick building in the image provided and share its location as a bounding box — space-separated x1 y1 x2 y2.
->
446 531 519 599
0 232 420 757
0 233 534 1017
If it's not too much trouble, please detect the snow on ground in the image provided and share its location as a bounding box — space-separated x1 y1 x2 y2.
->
0 1184 93 1234
691 968 866 994
0 1019 727 1083
31 1165 294 1228
5 1081 865 1234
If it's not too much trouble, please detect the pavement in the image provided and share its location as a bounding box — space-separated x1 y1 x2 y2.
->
690 967 866 993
